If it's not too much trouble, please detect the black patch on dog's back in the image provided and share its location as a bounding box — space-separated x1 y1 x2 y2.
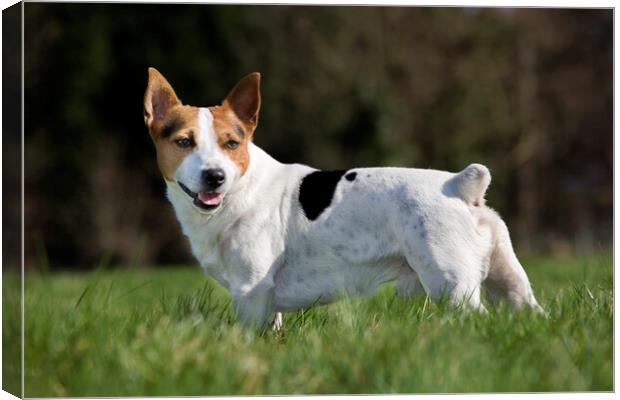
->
299 170 347 220
345 171 357 181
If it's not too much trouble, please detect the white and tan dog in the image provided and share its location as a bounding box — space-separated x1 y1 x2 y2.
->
144 68 543 329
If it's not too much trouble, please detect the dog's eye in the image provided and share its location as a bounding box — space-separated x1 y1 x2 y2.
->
225 140 240 150
175 138 193 149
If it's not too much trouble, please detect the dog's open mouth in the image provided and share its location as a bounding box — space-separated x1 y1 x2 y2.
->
178 181 222 211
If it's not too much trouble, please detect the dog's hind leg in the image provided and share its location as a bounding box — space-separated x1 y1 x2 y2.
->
395 194 500 312
399 224 488 312
412 262 487 312
476 207 544 313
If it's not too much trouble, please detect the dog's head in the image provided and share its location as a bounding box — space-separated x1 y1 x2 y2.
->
144 68 261 213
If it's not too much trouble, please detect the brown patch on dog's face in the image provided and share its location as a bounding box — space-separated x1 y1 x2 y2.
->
144 68 202 181
209 72 261 176
209 105 252 175
144 69 262 180
151 106 200 181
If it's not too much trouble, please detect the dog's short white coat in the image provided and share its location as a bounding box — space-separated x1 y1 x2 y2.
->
167 108 543 328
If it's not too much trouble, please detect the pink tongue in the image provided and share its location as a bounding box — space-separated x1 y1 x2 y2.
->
197 192 222 206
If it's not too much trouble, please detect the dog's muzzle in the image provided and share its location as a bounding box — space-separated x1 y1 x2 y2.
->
178 181 222 211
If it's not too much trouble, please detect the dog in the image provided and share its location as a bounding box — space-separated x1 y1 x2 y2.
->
143 68 543 329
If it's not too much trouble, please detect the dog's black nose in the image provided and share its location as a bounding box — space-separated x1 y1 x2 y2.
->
202 168 226 189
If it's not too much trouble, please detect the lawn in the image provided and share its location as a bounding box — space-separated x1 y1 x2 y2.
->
3 254 613 396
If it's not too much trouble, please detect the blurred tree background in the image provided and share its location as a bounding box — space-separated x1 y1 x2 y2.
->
17 4 612 270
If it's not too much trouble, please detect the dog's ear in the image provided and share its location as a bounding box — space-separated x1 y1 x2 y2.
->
223 72 261 130
144 68 181 128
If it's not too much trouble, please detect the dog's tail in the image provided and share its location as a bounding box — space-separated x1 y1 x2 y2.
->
449 163 491 207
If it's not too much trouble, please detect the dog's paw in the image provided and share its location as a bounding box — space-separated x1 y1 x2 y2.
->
272 312 283 331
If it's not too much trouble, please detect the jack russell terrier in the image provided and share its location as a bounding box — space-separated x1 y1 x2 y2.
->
143 68 543 329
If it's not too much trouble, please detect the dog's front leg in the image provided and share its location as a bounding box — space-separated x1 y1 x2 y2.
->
222 228 285 330
231 286 275 330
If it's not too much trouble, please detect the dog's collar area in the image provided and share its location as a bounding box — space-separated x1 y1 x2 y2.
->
178 181 221 211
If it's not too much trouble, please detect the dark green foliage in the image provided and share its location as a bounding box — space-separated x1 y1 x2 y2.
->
19 5 612 268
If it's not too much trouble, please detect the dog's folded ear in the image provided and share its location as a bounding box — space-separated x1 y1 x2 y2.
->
144 68 181 128
223 72 261 130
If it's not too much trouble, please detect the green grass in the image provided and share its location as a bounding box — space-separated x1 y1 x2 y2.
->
3 254 613 395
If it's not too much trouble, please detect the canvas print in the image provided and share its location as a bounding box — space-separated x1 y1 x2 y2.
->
2 2 613 396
